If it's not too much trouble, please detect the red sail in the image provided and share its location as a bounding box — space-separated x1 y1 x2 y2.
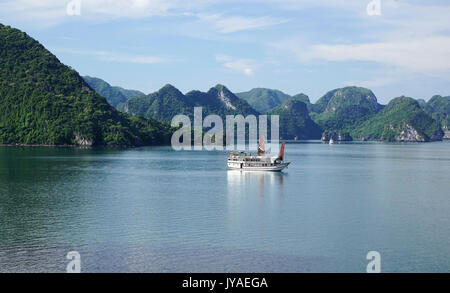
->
257 135 265 156
279 142 285 161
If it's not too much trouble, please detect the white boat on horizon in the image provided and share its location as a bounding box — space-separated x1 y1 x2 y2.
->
227 136 290 172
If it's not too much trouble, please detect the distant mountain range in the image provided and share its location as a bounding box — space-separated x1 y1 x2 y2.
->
1 23 449 145
113 83 259 122
89 77 449 142
87 75 450 141
83 76 146 107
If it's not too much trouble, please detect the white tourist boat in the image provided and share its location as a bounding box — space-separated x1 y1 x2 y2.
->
227 136 290 171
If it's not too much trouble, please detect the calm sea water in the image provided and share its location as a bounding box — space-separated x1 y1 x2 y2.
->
1 141 450 273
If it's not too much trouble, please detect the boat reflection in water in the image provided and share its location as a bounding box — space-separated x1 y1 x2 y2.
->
226 169 285 198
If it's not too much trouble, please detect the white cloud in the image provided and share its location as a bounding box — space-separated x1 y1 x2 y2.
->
196 13 289 33
83 0 172 18
216 55 257 76
274 36 450 73
0 0 68 26
363 2 450 41
0 0 187 25
272 0 365 12
55 48 167 64
0 0 289 33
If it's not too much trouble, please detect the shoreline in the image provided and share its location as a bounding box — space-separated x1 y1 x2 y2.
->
0 139 448 148
0 143 169 148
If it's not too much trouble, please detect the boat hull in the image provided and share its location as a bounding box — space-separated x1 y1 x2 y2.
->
227 162 290 172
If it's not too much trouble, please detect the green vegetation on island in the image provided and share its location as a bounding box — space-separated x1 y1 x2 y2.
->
236 88 291 113
352 97 443 142
424 95 450 129
121 84 259 122
311 86 382 133
268 98 322 140
83 76 145 107
290 93 311 106
64 78 450 143
0 24 172 146
1 23 448 146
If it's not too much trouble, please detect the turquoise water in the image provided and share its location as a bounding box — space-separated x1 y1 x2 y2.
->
1 141 450 272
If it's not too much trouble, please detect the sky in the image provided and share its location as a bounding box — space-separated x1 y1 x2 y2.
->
1 0 450 104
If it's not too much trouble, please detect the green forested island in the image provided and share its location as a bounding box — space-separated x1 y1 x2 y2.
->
236 88 291 113
1 23 449 146
117 83 258 122
424 95 450 136
0 24 172 146
267 98 322 140
105 81 447 142
352 97 443 142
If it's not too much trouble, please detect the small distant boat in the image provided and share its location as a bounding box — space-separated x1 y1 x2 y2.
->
227 136 290 171
329 138 334 144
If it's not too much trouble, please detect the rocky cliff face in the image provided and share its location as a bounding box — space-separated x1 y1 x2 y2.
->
74 134 95 146
388 123 425 142
216 87 237 110
352 97 443 142
206 84 257 114
321 130 353 142
381 123 444 142
443 126 450 139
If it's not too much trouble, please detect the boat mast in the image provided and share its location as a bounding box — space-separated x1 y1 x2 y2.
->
278 142 285 161
257 135 265 156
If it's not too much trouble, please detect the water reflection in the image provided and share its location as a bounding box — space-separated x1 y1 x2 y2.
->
226 170 285 197
2 142 450 272
0 147 126 247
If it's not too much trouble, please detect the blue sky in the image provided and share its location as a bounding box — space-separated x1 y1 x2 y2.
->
1 0 450 104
